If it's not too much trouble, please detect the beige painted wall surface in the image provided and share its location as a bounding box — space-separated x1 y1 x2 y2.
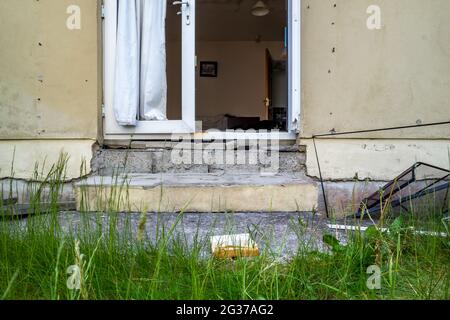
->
0 0 100 139
3 0 448 141
304 139 450 181
301 0 450 139
0 140 93 180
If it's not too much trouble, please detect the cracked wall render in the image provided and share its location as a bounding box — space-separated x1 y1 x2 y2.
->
1 0 450 183
0 140 93 180
303 139 450 181
0 0 100 180
301 0 450 139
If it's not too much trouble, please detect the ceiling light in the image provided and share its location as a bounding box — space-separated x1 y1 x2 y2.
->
251 1 270 17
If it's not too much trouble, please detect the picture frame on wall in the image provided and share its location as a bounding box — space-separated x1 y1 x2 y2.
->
199 61 218 78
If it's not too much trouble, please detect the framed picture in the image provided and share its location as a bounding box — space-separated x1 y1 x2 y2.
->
200 61 218 77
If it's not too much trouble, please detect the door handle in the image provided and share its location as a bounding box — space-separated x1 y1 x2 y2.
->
173 1 189 6
172 1 191 25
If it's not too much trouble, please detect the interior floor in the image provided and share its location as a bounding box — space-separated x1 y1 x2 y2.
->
166 0 288 131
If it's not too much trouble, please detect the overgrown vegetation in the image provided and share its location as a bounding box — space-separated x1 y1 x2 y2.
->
0 154 449 300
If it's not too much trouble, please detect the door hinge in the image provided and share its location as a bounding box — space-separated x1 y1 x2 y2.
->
102 104 105 117
101 4 105 19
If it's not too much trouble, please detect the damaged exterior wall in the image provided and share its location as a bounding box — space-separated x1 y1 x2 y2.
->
0 0 101 180
301 0 450 139
300 0 450 181
0 140 93 180
0 0 449 187
304 139 450 181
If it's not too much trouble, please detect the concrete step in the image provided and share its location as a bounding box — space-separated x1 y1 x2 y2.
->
75 173 318 213
91 148 306 175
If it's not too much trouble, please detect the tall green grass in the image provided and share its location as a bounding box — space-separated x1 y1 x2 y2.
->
0 154 448 300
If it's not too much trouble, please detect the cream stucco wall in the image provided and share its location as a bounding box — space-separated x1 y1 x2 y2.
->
300 0 450 181
0 140 93 180
0 0 100 180
301 0 450 139
304 139 450 181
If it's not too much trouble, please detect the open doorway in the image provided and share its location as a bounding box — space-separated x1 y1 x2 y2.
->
104 0 299 139
196 0 288 131
166 0 288 132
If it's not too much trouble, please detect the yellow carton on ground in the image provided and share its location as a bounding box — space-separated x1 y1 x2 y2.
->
210 234 259 259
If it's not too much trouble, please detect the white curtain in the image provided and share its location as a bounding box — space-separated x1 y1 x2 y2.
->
113 0 168 126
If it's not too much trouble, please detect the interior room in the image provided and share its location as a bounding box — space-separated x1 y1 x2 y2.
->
166 0 288 131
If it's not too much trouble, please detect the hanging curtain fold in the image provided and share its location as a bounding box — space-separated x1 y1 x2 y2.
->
113 0 168 126
140 0 168 121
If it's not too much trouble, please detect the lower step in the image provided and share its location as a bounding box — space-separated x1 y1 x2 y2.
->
75 173 318 213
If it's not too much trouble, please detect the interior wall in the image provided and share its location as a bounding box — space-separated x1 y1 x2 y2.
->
197 41 284 121
166 41 285 122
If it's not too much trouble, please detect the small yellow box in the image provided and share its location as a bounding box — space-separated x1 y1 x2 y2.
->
210 234 259 259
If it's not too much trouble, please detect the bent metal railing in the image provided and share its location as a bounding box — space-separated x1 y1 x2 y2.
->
357 162 449 218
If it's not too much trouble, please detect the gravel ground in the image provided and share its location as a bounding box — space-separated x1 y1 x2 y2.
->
6 211 376 259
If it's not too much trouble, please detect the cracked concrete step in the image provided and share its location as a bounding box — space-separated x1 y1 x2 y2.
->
75 173 318 213
91 149 306 175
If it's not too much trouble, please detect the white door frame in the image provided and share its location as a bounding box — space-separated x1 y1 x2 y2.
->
288 0 301 133
103 0 196 136
103 0 301 140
